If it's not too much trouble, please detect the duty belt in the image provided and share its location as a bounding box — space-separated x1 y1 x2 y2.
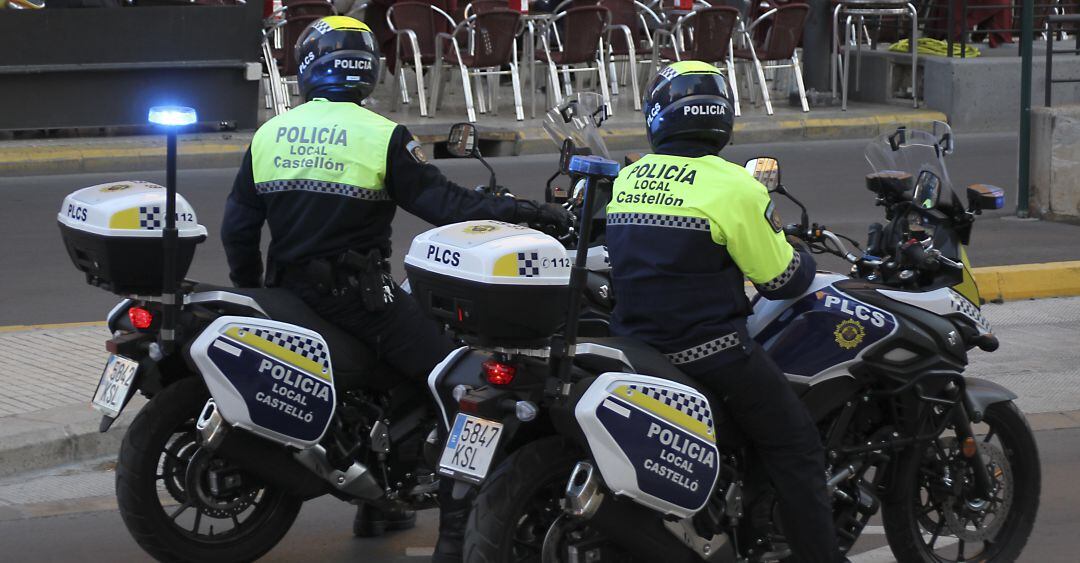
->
282 248 395 311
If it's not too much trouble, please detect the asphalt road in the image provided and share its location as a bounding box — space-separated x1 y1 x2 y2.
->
4 132 1078 325
0 425 1073 562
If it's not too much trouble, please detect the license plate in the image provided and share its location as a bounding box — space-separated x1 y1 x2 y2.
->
438 413 504 485
92 355 139 418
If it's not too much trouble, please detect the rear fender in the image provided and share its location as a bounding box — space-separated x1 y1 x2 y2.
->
964 377 1018 422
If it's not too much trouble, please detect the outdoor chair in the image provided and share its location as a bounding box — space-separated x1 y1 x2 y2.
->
651 5 742 115
387 1 459 117
734 2 810 115
600 0 664 110
261 0 336 115
537 5 614 114
431 8 526 121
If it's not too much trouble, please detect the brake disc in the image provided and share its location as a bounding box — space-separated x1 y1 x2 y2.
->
184 446 259 519
942 441 1013 542
161 432 199 504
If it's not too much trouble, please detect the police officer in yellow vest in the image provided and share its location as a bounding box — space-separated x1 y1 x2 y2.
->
607 61 844 563
221 16 569 562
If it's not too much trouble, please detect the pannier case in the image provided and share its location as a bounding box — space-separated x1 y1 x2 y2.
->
57 180 207 295
404 220 571 345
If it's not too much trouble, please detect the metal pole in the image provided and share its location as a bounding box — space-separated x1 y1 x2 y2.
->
946 0 954 57
1046 22 1054 107
161 131 179 350
1018 0 1034 217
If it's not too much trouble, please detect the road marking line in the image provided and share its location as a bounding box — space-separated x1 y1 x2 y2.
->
405 547 435 557
850 537 959 563
0 321 106 333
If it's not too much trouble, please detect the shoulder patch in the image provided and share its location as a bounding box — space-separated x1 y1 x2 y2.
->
764 201 783 233
406 139 428 164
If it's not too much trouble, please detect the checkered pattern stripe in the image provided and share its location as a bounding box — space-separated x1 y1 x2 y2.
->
756 251 801 293
666 332 741 365
517 252 540 277
255 180 391 202
312 20 333 34
949 290 992 333
607 212 710 232
139 206 163 230
250 327 330 372
628 384 714 430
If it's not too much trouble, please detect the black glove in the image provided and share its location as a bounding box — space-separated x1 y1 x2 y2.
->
535 203 574 235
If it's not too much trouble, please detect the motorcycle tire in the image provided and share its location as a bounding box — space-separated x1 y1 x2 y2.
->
463 436 586 563
116 376 303 563
881 400 1040 562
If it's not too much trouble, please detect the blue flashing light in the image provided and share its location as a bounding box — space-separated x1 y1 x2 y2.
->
148 106 198 127
568 155 620 178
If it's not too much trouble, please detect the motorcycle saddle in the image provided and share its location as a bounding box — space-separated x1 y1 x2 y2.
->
191 284 401 390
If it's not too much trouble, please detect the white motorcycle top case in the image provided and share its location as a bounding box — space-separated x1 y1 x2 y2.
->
190 316 337 449
575 372 721 518
57 180 207 295
403 220 571 344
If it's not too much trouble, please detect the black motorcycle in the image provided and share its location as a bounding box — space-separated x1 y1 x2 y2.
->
410 120 1038 563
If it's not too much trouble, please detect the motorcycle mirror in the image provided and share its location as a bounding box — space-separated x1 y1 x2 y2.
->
967 183 1005 212
744 157 781 191
912 170 942 210
446 122 478 158
559 139 577 175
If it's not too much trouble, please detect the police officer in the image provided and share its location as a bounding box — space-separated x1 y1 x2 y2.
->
606 61 843 563
221 16 569 562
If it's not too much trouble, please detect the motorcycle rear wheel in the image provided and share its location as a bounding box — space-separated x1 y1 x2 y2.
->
116 377 302 563
463 436 638 563
881 400 1040 562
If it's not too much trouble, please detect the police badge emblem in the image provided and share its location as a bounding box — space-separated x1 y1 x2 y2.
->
764 201 783 233
834 319 866 350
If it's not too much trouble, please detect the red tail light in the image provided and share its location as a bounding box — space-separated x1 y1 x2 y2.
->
129 307 154 330
482 360 516 385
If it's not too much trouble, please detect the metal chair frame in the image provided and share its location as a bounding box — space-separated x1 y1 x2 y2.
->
602 0 664 110
736 5 810 115
538 6 615 115
651 7 742 115
387 3 460 117
431 13 526 122
831 0 918 111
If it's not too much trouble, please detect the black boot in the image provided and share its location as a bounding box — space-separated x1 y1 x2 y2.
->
433 480 475 563
353 503 417 538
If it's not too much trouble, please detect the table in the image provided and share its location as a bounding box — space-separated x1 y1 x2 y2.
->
522 12 555 118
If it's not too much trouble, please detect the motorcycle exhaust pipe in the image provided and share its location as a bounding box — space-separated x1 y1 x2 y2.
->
196 400 354 501
564 462 713 563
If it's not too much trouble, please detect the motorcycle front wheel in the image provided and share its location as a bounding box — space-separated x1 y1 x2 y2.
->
115 376 302 563
464 436 639 563
882 400 1040 562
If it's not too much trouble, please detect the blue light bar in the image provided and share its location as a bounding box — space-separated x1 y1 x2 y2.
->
148 106 197 127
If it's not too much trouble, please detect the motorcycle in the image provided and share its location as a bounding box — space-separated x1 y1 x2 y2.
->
408 120 1040 562
55 126 518 561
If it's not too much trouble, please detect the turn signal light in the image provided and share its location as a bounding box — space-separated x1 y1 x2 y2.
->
482 360 516 385
129 307 154 330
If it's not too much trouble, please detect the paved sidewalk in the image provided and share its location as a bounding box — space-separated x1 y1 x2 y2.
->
0 297 1078 477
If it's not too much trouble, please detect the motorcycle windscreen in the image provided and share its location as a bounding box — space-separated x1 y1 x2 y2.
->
954 246 982 306
574 373 720 519
190 316 336 449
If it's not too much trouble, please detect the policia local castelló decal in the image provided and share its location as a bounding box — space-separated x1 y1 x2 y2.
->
204 324 335 444
595 385 719 511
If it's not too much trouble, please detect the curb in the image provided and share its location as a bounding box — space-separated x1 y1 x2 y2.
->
0 110 948 177
0 398 143 479
973 260 1080 302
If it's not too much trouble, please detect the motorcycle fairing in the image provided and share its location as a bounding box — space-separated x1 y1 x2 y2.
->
753 283 898 379
878 287 992 334
190 316 337 449
574 372 720 519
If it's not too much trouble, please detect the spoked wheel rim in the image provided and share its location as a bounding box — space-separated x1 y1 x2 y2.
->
154 421 284 544
907 425 1016 562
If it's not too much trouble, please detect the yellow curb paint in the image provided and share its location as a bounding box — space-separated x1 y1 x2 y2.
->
0 143 248 166
0 319 106 332
972 261 1080 302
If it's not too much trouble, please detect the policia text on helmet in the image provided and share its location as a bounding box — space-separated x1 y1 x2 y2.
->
221 16 572 563
642 60 736 157
294 16 382 104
